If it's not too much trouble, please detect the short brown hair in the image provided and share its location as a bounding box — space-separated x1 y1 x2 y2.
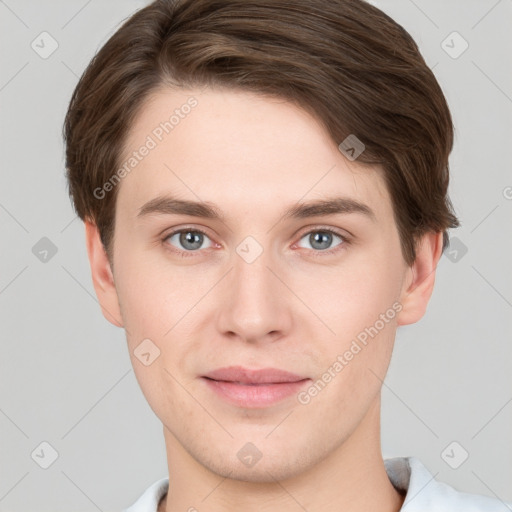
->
63 0 459 265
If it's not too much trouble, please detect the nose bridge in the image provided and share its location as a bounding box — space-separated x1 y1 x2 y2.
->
216 237 290 340
234 250 274 303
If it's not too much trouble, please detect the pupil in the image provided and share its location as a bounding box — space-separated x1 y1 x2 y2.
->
181 231 202 250
311 232 331 250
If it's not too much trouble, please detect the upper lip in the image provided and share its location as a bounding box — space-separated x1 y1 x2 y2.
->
202 366 308 384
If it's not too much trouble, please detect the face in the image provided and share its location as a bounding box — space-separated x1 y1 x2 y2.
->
91 86 431 482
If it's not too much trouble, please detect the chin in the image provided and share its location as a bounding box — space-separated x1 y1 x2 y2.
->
212 462 305 484
195 442 317 483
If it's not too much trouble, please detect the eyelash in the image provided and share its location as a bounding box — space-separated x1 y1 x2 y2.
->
161 226 350 258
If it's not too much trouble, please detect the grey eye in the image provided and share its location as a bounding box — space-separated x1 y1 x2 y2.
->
297 231 343 251
166 231 213 251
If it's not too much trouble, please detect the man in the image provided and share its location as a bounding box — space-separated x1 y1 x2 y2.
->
63 0 511 510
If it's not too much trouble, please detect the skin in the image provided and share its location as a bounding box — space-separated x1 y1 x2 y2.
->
85 86 443 512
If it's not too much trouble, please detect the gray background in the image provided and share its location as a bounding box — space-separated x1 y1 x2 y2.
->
0 0 511 510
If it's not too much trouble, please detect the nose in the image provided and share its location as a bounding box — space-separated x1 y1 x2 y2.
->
215 242 293 344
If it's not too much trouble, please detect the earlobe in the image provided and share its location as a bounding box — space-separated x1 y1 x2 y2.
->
84 220 124 328
396 231 444 326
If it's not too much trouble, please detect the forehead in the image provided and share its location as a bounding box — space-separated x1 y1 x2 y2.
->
117 86 391 222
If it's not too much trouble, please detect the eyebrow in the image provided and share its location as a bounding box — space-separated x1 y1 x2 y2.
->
137 195 376 222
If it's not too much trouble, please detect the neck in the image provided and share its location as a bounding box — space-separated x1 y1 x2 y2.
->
160 396 404 512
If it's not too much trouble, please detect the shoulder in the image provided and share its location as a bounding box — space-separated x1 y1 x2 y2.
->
385 456 512 512
123 477 169 512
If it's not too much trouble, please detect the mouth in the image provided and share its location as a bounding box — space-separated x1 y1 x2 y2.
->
201 366 311 408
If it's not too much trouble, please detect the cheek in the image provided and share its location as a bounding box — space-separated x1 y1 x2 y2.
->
114 250 187 335
301 250 403 397
114 252 211 388
298 310 397 429
308 256 403 338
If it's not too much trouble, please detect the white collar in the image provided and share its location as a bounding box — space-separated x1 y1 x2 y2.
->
124 456 511 511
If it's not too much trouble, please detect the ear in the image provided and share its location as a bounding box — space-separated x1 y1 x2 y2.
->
396 231 444 326
84 220 124 327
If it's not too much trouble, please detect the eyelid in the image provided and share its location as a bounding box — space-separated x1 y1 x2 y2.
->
162 225 212 240
294 224 352 241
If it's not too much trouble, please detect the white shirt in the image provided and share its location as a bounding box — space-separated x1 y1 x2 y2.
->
123 456 511 511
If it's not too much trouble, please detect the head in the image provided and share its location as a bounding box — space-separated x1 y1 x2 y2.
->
63 0 459 482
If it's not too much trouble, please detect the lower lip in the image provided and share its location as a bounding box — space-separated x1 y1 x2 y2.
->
202 377 310 408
